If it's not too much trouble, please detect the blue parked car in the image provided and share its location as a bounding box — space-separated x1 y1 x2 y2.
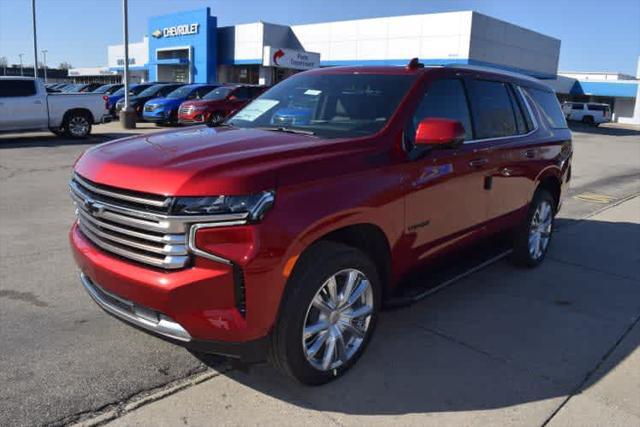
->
106 83 155 117
143 84 220 125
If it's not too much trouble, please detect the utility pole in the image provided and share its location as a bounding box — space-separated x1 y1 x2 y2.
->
120 0 136 128
31 0 39 78
18 54 24 76
42 49 48 83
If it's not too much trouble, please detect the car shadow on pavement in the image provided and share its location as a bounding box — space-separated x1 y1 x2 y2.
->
569 122 640 137
197 217 640 416
0 132 141 149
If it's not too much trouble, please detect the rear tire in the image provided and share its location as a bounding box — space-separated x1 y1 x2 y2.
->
511 189 555 268
63 112 92 138
582 115 595 126
269 241 381 385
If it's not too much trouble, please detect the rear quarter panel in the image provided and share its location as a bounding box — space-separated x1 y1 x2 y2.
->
46 93 108 126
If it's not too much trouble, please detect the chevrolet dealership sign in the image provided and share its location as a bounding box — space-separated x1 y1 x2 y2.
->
263 46 320 70
152 23 200 38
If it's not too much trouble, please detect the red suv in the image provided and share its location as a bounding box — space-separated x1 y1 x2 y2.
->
178 85 268 125
69 61 571 384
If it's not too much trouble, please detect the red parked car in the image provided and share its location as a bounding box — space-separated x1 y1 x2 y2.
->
69 61 572 384
178 84 268 125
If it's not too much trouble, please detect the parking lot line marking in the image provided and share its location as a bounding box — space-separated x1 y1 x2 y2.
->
574 193 615 203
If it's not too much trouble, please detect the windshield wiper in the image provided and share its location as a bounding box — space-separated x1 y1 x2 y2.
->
257 126 316 136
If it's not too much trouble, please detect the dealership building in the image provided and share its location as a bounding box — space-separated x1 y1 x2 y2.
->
84 7 639 124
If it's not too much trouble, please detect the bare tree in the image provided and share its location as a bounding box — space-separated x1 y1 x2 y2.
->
58 61 72 70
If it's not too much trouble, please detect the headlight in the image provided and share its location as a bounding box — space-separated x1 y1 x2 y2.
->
148 104 161 111
171 190 275 221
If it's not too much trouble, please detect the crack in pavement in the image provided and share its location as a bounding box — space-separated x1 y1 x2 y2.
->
47 365 230 427
541 312 640 426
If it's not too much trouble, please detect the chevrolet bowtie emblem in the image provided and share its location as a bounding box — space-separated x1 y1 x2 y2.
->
151 29 163 38
84 199 106 216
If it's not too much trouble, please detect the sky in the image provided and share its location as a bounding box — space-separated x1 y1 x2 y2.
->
0 0 639 75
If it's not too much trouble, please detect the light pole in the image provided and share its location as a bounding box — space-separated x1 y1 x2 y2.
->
120 0 136 128
41 49 48 83
18 54 24 76
31 0 39 78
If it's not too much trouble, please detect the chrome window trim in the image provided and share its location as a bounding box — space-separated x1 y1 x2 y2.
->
462 85 539 145
187 222 248 266
74 173 171 208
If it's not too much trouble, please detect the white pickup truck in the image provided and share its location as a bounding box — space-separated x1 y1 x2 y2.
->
0 77 111 138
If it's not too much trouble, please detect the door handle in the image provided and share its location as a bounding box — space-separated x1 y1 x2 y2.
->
500 167 515 176
469 158 489 168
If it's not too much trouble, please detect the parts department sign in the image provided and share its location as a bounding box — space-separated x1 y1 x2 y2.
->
263 46 320 70
151 23 200 39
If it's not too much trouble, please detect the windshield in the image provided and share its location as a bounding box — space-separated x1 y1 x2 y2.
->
227 73 416 138
204 87 233 101
93 84 112 93
137 85 165 97
166 85 196 99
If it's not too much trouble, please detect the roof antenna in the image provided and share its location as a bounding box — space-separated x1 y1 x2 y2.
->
407 58 424 70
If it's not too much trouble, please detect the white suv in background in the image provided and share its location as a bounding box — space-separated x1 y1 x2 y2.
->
562 102 611 126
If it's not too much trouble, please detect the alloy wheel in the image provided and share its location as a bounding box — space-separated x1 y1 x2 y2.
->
68 116 90 137
302 269 374 372
528 200 553 260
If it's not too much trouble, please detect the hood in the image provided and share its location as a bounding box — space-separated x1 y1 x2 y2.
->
74 126 370 196
181 99 226 109
145 97 182 109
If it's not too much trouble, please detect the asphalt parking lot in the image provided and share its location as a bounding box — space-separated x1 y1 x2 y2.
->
0 122 639 426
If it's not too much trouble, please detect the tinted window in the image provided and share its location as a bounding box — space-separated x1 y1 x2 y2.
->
467 80 517 139
410 79 473 142
507 85 529 134
0 80 37 97
233 87 251 100
228 73 416 139
571 103 584 110
204 86 233 101
587 104 609 112
158 85 183 97
524 88 568 129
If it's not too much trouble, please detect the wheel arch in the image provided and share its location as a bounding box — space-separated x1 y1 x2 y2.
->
63 108 95 124
290 223 393 298
536 173 562 211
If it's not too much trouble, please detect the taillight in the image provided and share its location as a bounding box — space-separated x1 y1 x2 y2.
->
103 95 109 109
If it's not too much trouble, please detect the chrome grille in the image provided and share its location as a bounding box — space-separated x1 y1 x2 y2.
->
70 173 190 269
178 105 193 115
69 173 250 270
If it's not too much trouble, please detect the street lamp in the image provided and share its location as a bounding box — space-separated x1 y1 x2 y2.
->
32 0 39 79
41 49 48 83
120 0 136 128
18 54 24 76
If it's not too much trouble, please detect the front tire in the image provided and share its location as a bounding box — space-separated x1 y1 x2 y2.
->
511 189 555 267
269 242 381 385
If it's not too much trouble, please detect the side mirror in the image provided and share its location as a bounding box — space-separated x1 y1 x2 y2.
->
415 118 465 148
228 95 238 101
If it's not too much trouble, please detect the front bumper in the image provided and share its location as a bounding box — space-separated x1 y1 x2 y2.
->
143 109 170 123
79 271 268 361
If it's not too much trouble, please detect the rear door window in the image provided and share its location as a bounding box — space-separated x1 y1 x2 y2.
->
571 103 584 110
587 104 608 112
466 80 517 139
0 80 37 97
410 78 473 143
523 88 568 129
